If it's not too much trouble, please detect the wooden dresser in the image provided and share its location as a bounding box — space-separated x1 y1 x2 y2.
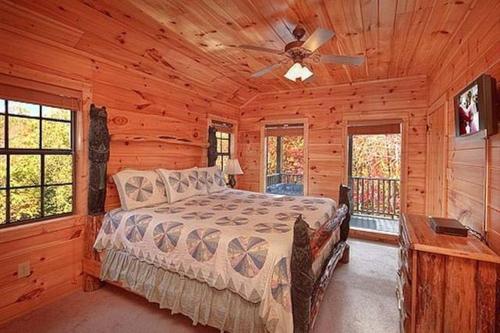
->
398 214 499 333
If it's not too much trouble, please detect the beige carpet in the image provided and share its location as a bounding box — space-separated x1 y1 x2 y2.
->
0 239 399 333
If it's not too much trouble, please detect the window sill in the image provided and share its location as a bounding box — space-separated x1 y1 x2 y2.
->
0 214 86 243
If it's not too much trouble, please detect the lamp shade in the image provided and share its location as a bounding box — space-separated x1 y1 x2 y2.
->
225 159 243 175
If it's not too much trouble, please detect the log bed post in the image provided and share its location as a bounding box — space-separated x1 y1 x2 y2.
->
291 215 315 333
291 185 351 332
339 184 352 242
83 215 104 291
83 104 110 292
339 184 352 264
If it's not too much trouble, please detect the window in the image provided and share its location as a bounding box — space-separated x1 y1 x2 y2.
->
0 98 75 228
215 131 231 172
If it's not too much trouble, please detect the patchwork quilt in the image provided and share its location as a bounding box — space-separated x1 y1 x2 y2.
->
94 189 336 333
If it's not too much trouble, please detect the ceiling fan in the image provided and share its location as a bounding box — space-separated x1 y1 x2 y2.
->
235 25 365 82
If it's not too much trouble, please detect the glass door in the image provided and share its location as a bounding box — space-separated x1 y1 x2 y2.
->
264 123 305 196
347 123 401 234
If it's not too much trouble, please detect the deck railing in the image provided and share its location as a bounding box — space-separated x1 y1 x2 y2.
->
350 176 400 219
266 172 303 186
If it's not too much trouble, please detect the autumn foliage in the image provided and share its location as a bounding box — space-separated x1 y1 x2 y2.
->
352 134 401 179
266 136 304 176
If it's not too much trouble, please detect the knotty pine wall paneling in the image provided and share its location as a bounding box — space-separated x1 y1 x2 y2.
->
238 76 428 214
427 4 500 329
425 95 447 216
0 217 85 325
428 0 500 253
0 2 238 324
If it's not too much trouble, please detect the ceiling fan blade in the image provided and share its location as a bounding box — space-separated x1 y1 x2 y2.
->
302 28 335 52
250 63 281 78
320 54 365 66
236 45 283 54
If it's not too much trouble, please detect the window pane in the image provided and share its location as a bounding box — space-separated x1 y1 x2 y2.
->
45 155 72 184
42 106 71 121
8 101 40 117
216 156 223 171
0 115 4 148
9 116 40 148
10 155 41 187
42 120 71 149
0 99 4 113
221 139 229 153
44 185 72 216
0 190 5 224
0 155 5 187
222 155 229 171
11 187 41 221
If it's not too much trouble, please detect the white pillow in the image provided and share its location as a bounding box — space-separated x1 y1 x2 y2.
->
113 170 168 210
157 168 207 203
198 166 226 193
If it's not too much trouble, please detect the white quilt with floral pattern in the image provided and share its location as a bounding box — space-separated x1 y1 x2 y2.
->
94 189 336 333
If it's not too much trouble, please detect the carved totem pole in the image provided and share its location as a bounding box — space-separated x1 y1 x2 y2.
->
87 104 110 215
207 126 218 167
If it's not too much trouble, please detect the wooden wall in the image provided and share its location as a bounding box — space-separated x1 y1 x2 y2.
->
0 0 497 327
0 217 85 324
0 3 238 324
237 76 428 215
427 0 500 253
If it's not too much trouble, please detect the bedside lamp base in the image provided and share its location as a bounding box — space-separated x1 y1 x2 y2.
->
227 175 236 188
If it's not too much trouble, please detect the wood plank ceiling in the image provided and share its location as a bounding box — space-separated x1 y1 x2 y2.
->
9 0 477 106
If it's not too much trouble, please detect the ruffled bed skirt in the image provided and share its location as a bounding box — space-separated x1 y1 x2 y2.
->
100 249 266 333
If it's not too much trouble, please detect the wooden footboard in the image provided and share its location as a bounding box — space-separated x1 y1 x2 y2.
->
291 185 352 333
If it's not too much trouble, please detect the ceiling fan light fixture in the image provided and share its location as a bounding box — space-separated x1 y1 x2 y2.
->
300 65 313 81
284 62 303 81
284 62 314 82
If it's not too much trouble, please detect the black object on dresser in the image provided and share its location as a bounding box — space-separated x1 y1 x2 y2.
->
428 216 468 237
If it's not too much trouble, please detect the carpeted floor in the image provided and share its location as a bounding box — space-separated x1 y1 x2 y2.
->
0 240 399 333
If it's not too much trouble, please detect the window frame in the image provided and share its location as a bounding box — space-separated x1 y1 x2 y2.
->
0 98 76 229
215 130 231 172
259 118 309 195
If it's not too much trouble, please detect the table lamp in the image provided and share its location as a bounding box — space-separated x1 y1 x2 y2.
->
225 159 243 188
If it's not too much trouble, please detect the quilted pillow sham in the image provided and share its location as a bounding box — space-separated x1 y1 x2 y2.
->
113 169 168 211
198 166 227 193
157 168 208 203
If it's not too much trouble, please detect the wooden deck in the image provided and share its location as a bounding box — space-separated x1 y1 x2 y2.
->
350 214 399 235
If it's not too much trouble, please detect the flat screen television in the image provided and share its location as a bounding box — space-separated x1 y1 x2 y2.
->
454 74 497 137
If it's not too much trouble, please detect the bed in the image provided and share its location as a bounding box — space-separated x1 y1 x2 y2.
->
87 186 351 333
83 105 351 333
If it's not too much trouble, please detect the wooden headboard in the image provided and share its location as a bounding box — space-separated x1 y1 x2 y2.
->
104 134 208 210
